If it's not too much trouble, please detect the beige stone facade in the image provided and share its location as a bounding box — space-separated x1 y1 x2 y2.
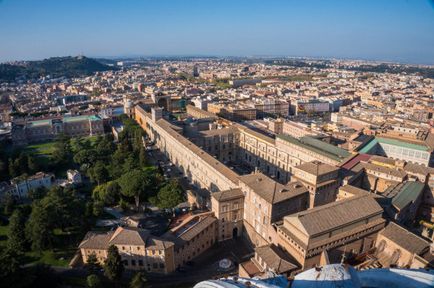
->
277 195 386 269
80 213 219 274
211 188 244 241
131 105 396 273
79 227 176 274
240 172 309 247
375 222 431 268
291 161 340 208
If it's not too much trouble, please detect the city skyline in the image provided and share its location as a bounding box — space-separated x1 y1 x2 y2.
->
0 0 433 64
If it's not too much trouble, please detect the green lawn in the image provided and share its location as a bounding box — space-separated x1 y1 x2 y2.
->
26 141 58 156
0 223 81 267
25 249 74 267
25 135 100 157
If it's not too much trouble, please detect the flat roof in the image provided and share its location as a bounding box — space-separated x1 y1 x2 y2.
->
63 115 101 122
377 137 430 152
277 134 351 162
28 119 52 127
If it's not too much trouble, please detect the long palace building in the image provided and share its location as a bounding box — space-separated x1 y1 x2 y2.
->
77 103 432 275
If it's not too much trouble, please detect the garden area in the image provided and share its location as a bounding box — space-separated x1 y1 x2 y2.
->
0 115 187 287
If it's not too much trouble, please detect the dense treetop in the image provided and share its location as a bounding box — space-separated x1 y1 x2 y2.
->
0 56 117 82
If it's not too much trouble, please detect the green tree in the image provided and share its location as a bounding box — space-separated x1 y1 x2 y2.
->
93 200 104 217
42 186 85 230
73 149 96 166
122 155 139 174
119 198 129 212
118 169 150 209
28 186 47 201
95 136 115 159
26 202 53 252
87 274 102 288
92 183 108 202
3 194 16 215
86 253 101 274
104 181 120 205
0 248 20 282
139 146 147 167
104 245 124 282
155 180 185 209
8 157 20 178
7 209 27 254
16 153 29 174
130 271 148 288
90 161 109 185
52 135 71 167
27 155 39 173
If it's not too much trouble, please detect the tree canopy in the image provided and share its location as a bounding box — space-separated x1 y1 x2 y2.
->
104 245 124 282
153 179 185 209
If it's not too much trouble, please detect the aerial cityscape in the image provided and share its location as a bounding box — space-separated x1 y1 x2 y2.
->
0 1 434 288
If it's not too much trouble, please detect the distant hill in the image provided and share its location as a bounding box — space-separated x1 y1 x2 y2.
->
0 56 117 82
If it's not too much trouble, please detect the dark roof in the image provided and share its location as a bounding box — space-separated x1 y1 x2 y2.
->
240 172 308 204
177 215 217 242
255 244 297 273
164 215 218 246
341 153 372 171
212 188 244 202
380 222 430 254
391 181 425 210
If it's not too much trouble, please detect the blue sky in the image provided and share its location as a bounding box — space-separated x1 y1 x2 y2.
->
0 0 433 64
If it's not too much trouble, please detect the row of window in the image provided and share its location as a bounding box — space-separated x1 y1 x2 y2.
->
123 259 165 270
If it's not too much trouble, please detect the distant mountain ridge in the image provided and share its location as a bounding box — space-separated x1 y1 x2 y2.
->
0 56 117 82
